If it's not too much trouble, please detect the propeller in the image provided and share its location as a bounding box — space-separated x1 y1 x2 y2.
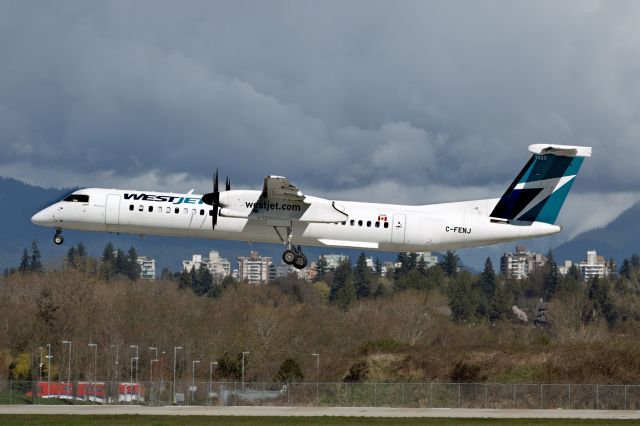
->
201 169 231 230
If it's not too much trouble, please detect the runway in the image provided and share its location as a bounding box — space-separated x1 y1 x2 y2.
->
1 405 639 419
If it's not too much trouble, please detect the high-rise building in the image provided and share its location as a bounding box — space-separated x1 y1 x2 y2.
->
578 250 610 280
416 252 439 269
183 250 231 279
322 254 350 270
270 261 317 282
237 251 272 284
500 246 547 280
558 260 574 276
136 256 156 280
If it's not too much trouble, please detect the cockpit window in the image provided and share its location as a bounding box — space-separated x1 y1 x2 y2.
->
63 194 89 203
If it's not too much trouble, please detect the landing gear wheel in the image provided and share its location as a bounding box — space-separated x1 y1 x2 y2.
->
53 234 64 245
282 249 296 265
293 253 308 269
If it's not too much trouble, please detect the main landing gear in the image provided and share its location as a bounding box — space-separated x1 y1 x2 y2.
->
274 226 307 270
53 229 64 245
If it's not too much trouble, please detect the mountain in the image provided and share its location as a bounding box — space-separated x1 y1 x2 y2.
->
0 177 398 273
553 201 640 264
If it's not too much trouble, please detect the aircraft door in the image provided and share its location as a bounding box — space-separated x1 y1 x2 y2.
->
391 213 406 244
105 194 121 225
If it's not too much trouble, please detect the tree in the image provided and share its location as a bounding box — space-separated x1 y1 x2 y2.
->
475 258 506 321
315 256 329 282
329 259 356 309
274 358 304 382
193 265 213 296
66 246 77 267
101 242 115 280
394 252 417 280
114 248 127 276
448 279 473 322
125 247 141 280
18 249 30 273
476 258 497 300
217 352 242 380
29 240 43 273
353 253 373 299
587 277 618 326
373 257 383 276
344 359 368 382
543 251 560 300
440 251 460 277
178 269 191 290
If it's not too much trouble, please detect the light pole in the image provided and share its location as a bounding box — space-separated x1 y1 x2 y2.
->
38 346 43 382
209 361 218 405
45 344 52 391
241 351 250 391
129 345 139 383
88 343 97 384
312 353 320 406
149 347 158 381
191 360 200 405
110 344 119 382
130 357 139 401
173 346 182 404
160 351 166 386
150 359 158 381
62 340 71 397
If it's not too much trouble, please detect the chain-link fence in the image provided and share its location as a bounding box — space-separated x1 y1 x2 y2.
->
2 380 640 409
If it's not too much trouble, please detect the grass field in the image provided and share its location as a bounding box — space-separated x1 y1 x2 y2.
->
1 416 640 426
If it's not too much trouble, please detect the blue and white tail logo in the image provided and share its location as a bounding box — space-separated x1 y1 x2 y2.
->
490 144 591 224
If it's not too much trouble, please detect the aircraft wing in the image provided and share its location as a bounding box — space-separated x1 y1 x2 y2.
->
261 175 306 202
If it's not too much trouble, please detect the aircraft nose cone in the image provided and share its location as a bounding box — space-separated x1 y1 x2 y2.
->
31 209 50 226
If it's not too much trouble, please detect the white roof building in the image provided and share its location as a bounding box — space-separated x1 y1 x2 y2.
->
237 251 272 285
136 256 156 280
183 250 231 279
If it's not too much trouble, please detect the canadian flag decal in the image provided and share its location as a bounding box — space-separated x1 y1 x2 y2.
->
377 214 388 222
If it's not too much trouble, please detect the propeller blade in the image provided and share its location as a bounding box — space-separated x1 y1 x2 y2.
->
225 177 231 191
202 169 221 230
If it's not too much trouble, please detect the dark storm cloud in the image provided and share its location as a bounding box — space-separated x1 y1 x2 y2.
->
1 0 640 205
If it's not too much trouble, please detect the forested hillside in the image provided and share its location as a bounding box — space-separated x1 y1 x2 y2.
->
2 244 640 385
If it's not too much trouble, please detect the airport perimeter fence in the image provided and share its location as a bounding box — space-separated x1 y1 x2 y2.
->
2 380 640 410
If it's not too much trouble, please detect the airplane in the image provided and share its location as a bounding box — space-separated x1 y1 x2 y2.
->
32 144 591 269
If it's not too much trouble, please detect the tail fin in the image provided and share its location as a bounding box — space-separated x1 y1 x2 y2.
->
490 144 591 224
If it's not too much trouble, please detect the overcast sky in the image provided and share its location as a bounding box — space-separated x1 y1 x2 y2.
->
1 1 640 253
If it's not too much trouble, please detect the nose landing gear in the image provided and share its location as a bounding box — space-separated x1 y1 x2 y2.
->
53 229 64 245
274 226 307 270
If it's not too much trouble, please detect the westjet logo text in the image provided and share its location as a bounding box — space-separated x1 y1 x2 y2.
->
124 193 204 205
246 201 301 212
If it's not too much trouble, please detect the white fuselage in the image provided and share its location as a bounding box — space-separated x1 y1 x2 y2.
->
31 187 561 252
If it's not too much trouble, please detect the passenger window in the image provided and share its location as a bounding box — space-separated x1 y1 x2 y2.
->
191 209 196 215
384 222 389 229
358 220 363 226
148 206 153 212
341 221 346 225
175 208 179 214
183 208 188 214
166 207 171 213
350 220 355 226
367 221 371 227
138 205 143 211
200 209 205 216
209 210 214 216
129 205 134 211
375 221 380 228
